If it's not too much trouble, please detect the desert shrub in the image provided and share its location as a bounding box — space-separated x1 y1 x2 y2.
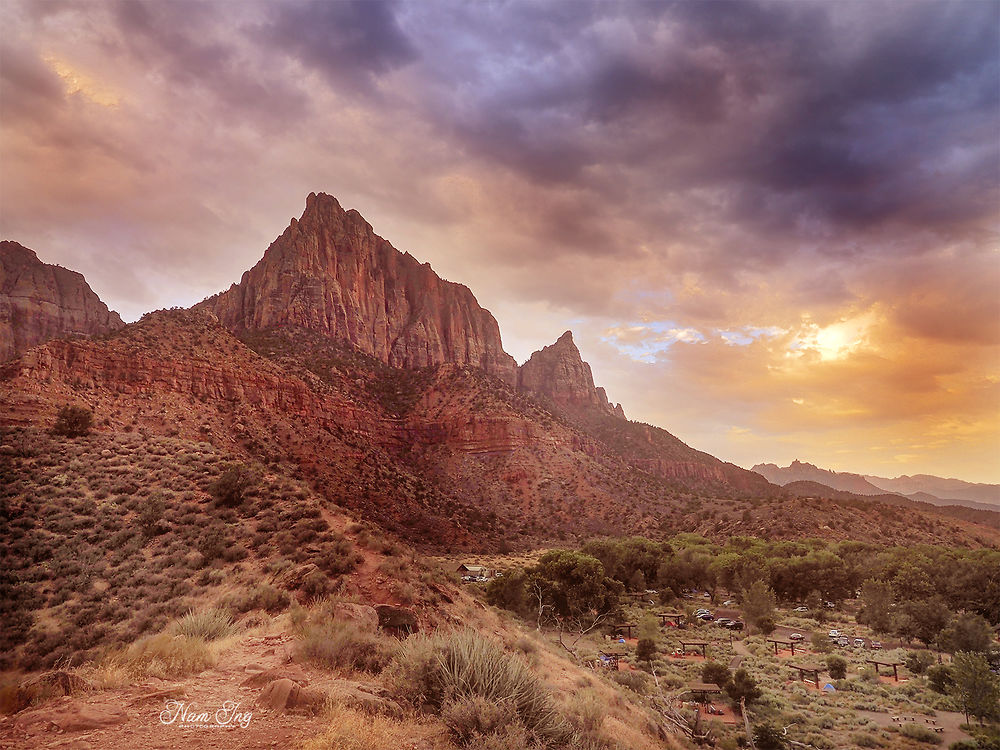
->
227 584 290 613
52 405 93 437
386 630 573 747
443 694 518 744
208 463 258 507
850 733 882 748
727 668 761 706
139 492 167 537
172 608 235 641
900 723 942 744
563 689 604 734
301 570 335 600
754 722 787 749
296 621 392 674
826 655 847 680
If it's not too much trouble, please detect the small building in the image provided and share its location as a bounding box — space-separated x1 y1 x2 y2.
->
457 564 492 579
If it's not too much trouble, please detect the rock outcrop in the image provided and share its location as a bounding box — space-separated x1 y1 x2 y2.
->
0 241 124 361
518 331 625 417
197 192 518 384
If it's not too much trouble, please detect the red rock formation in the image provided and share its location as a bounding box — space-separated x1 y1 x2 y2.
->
517 331 624 417
0 241 124 361
197 193 517 384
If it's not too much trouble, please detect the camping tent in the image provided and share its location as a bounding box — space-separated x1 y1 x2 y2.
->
822 683 836 691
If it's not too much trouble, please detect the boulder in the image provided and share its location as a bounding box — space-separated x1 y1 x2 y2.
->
256 678 326 713
331 602 379 633
241 664 310 688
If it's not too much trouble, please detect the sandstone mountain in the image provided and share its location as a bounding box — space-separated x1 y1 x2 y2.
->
518 330 625 418
0 241 124 361
3 194 998 551
196 192 518 384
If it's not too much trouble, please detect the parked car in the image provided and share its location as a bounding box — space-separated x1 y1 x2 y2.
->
828 629 841 639
789 633 805 641
728 620 745 631
853 638 866 647
698 614 714 621
871 641 882 650
837 637 850 647
793 606 809 613
716 618 733 626
723 600 736 606
825 601 836 608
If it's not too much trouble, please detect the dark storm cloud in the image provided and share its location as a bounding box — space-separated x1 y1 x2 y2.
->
261 0 418 94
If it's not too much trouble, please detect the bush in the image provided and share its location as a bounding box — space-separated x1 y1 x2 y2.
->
227 584 290 614
609 669 651 694
209 463 258 507
386 630 572 747
826 655 847 680
172 608 235 641
727 668 761 707
754 722 787 749
52 405 93 437
442 695 518 744
296 621 392 674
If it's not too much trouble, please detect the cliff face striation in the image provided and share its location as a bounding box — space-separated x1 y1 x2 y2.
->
517 331 625 418
0 241 124 361
197 193 518 384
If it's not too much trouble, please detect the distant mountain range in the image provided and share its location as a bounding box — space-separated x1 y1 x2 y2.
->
752 460 1000 510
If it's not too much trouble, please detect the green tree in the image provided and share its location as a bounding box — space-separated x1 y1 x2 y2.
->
826 655 847 680
904 650 935 675
629 568 647 593
726 668 761 708
951 651 1000 725
926 664 954 694
939 613 993 653
702 661 732 691
756 616 776 636
636 638 656 662
741 580 776 635
896 597 951 646
753 722 787 750
52 404 93 437
636 614 658 662
857 578 894 634
528 550 623 624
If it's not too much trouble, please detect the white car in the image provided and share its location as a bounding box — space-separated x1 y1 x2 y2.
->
723 600 736 606
853 638 866 647
793 606 809 613
789 633 805 641
828 629 841 638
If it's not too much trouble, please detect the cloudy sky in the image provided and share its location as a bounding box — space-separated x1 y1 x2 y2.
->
2 0 998 482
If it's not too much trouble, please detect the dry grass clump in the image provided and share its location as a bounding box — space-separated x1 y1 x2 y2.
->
385 630 573 748
296 621 393 675
171 608 235 641
105 632 217 679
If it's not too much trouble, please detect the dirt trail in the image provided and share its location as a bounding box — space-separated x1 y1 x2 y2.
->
0 630 331 750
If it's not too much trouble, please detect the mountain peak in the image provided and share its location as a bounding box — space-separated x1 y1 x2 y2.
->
197 192 518 383
518 331 624 418
1 241 124 361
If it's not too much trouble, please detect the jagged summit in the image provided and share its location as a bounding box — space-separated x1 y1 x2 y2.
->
196 193 518 384
0 241 124 361
518 329 625 418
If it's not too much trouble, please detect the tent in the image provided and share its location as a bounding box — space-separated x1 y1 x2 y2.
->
822 683 836 692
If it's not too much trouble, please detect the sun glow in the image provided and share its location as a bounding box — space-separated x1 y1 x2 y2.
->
45 56 120 107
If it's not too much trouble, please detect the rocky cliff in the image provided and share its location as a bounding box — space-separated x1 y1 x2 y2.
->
0 241 124 361
752 460 887 495
197 193 518 384
517 331 624 417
